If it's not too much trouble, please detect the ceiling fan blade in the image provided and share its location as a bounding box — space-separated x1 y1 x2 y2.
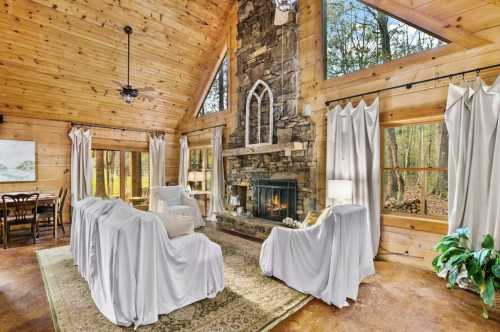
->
136 87 155 92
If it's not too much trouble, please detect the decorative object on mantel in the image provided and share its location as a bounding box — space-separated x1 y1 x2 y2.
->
432 227 500 319
113 26 155 104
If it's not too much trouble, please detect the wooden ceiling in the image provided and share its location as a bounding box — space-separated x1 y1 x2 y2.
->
0 0 233 131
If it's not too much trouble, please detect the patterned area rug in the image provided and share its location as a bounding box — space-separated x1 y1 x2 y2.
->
37 227 312 331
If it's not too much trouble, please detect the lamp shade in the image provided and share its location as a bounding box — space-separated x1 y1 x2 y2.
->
328 180 353 206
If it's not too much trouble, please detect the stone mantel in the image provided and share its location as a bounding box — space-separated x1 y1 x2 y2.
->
222 142 305 157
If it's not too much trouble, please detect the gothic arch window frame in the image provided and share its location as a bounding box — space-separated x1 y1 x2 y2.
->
245 79 274 147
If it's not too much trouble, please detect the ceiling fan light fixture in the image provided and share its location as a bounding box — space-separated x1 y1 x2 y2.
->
120 85 139 104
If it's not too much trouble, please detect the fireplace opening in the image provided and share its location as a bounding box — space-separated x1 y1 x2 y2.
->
253 179 297 221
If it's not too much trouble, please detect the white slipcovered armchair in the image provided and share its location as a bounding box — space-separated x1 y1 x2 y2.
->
150 186 205 228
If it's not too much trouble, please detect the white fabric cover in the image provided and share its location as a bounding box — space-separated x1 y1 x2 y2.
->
68 127 93 207
446 77 500 249
149 135 166 210
70 197 223 328
326 99 380 257
208 127 225 221
178 135 189 189
157 213 195 238
150 186 205 228
260 205 375 308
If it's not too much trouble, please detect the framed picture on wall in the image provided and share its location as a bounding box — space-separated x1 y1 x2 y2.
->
0 139 36 183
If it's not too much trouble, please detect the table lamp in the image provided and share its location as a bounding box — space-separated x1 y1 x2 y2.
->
328 180 353 206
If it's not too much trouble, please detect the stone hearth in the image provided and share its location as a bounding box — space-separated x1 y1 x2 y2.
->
215 211 281 240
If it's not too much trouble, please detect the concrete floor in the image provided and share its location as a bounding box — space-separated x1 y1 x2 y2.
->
0 228 498 332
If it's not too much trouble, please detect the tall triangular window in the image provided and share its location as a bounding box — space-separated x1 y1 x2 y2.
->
324 0 447 78
197 54 228 117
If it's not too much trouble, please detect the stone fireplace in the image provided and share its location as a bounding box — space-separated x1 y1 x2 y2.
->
220 0 317 226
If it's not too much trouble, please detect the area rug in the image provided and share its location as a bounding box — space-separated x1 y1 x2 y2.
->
36 227 312 331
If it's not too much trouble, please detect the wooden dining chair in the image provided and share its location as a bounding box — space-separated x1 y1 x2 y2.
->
2 193 39 249
57 188 68 234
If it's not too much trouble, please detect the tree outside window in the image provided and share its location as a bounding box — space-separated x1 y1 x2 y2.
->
382 122 448 218
197 55 228 117
324 0 446 78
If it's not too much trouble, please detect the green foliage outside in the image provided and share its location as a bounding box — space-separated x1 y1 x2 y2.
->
324 0 445 78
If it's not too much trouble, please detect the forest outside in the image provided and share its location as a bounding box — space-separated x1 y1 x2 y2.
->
91 150 149 205
324 0 446 78
383 122 448 218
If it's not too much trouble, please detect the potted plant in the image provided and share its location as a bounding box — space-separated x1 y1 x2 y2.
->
433 227 500 319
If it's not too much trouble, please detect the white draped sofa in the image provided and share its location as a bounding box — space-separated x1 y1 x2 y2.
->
150 186 205 228
70 197 224 328
259 205 375 308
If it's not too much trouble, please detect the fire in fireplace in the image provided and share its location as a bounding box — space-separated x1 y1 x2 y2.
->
252 179 297 221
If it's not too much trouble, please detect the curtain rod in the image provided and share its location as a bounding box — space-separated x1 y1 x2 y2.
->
181 124 226 136
71 121 170 135
325 63 500 106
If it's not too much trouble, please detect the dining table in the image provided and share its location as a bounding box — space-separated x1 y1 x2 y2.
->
0 192 60 246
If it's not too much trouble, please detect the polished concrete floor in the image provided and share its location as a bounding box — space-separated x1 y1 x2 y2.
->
0 228 498 332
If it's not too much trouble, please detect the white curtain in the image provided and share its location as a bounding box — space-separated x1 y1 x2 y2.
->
149 134 166 190
326 98 380 257
178 135 189 189
208 127 225 221
68 127 93 207
446 77 500 249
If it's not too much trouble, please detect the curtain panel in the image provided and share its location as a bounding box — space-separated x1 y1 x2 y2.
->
326 98 380 257
178 135 189 189
68 127 93 207
446 77 500 249
208 127 225 221
149 134 166 210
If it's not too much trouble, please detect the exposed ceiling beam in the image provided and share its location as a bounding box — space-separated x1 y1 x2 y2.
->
362 0 490 49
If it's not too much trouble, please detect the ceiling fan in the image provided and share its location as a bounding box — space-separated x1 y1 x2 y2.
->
113 26 155 104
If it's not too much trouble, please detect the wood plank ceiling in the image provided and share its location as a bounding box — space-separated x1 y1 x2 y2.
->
0 0 233 131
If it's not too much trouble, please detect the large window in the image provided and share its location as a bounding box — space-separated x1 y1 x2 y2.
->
382 122 448 219
323 0 446 78
197 55 228 117
188 147 212 193
92 149 149 209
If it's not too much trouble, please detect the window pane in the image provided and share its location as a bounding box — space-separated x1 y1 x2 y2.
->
189 149 202 171
205 171 212 192
383 170 422 215
384 123 448 169
125 151 149 208
206 149 213 169
324 0 446 78
198 55 228 117
426 172 448 216
92 150 121 199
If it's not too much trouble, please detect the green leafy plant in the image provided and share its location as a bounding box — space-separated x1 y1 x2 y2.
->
433 227 500 319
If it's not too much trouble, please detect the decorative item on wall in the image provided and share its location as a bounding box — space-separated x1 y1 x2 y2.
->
0 139 36 182
113 26 155 104
245 80 274 147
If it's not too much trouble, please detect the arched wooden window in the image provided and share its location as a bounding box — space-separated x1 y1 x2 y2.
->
245 80 274 147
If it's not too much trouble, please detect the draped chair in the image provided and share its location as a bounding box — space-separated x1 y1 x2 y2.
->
2 193 39 249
